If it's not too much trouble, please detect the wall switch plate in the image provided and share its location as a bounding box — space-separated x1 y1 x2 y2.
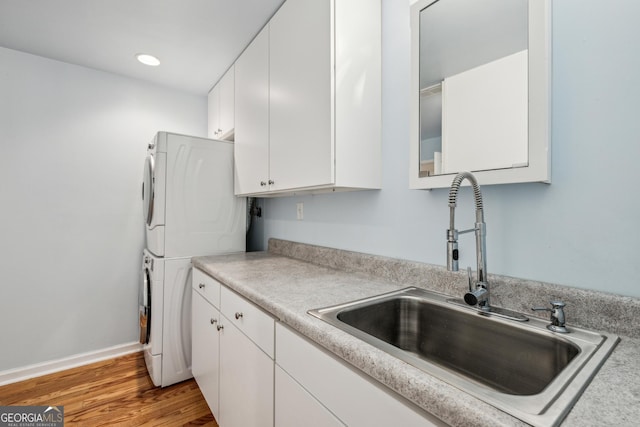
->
296 202 304 220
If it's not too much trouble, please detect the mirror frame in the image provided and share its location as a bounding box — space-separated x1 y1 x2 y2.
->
409 0 551 189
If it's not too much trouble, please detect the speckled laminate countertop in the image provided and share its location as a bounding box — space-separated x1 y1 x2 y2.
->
192 240 640 427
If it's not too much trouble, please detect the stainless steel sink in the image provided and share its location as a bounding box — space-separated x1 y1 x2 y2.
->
309 287 620 427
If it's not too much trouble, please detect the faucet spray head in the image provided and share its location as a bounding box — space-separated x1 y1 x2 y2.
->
447 229 459 271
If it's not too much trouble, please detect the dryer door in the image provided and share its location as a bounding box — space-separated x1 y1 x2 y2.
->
139 265 152 345
142 155 155 226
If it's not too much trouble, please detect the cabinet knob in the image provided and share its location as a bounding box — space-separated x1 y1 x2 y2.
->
199 283 205 289
260 181 267 186
235 312 243 320
216 324 224 331
268 179 275 185
210 318 217 325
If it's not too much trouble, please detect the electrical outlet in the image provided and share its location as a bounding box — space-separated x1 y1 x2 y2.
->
296 202 304 220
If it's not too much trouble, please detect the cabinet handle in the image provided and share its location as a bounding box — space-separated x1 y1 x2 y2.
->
199 283 205 289
216 324 224 331
268 179 275 185
210 318 217 325
260 181 267 186
235 312 243 320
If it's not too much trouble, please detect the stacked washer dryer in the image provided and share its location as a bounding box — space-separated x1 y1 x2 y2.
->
139 131 245 387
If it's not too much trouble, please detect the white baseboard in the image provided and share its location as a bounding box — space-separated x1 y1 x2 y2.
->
0 342 143 386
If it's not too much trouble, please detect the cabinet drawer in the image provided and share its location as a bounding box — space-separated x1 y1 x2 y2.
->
221 286 275 358
192 268 221 308
276 324 445 427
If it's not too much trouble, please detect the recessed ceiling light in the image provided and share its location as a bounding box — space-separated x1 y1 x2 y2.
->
136 53 160 67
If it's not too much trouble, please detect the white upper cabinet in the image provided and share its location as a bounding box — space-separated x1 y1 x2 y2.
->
208 65 235 140
268 0 333 192
234 26 270 195
233 0 381 197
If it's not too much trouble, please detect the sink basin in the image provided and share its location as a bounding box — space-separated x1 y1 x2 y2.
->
309 287 619 427
336 295 579 396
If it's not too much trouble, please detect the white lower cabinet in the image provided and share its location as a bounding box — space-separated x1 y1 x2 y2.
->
219 320 274 427
275 365 345 427
192 268 275 427
193 268 442 427
191 290 221 416
275 323 446 427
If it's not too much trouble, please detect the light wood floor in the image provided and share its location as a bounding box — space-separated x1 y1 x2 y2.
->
0 352 217 426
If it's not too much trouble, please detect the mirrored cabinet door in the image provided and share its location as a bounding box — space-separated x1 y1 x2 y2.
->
409 0 551 189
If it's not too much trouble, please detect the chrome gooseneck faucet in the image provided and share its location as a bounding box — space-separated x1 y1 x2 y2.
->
447 172 490 311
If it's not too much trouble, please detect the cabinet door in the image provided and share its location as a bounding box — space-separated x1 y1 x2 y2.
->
234 25 270 195
276 366 345 427
219 319 274 427
219 65 235 139
192 291 221 417
269 0 333 190
207 86 220 139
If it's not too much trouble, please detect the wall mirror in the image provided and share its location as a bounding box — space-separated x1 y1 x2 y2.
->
409 0 551 189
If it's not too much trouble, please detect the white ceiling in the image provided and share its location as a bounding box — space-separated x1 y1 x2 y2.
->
0 0 285 95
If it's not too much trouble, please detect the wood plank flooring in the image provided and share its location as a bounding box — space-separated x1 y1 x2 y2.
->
0 352 217 426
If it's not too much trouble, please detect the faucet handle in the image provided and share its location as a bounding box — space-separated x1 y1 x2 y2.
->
532 301 569 333
466 266 473 292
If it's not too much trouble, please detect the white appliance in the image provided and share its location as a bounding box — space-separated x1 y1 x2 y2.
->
139 132 246 387
142 131 246 258
139 250 193 387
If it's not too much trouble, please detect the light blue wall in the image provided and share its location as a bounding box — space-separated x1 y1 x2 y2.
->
256 0 640 298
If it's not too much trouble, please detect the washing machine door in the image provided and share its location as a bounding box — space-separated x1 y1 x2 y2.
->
139 263 152 345
142 155 155 226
